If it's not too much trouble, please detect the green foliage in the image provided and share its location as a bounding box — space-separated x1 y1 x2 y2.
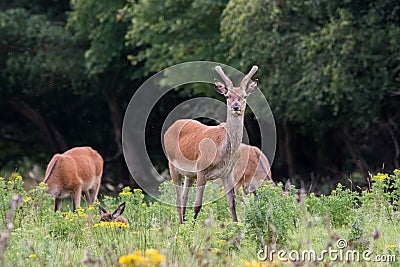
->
125 0 229 74
360 170 400 216
0 172 399 266
68 0 130 78
244 182 301 245
306 183 358 228
0 8 84 95
221 0 400 136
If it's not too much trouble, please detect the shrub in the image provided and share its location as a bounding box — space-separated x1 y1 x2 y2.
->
244 182 300 245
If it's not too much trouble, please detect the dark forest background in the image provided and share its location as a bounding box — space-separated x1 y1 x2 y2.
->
1 0 399 193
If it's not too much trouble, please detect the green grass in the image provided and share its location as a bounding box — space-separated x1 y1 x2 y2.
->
0 171 399 266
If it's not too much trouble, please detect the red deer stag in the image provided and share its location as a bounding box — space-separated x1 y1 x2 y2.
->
44 146 103 211
164 65 259 223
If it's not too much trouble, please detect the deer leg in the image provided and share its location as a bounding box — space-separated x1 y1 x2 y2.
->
193 173 206 220
169 163 184 224
72 188 82 211
223 174 238 222
181 176 195 222
54 198 62 212
88 178 101 204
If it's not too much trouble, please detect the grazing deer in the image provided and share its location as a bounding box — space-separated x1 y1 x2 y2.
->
233 143 273 195
44 146 103 212
99 202 128 224
164 65 259 223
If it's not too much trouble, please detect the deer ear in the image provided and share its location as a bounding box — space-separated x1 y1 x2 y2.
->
112 202 126 219
99 206 107 215
214 79 228 95
246 79 258 95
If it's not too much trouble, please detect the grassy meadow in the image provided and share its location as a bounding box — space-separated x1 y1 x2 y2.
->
0 171 399 266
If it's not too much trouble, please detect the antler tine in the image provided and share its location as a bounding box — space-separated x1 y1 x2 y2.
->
215 66 233 87
240 65 259 87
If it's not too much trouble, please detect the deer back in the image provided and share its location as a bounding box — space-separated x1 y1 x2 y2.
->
233 144 272 194
44 147 103 196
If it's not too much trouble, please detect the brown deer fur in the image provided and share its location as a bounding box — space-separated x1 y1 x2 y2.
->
233 144 273 194
44 146 103 211
164 66 259 223
99 202 128 225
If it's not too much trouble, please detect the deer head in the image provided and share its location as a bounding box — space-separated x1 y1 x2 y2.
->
214 66 259 116
98 202 128 224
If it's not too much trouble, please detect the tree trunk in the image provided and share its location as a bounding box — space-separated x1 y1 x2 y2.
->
103 87 133 186
105 88 123 160
283 120 296 178
344 130 369 177
388 118 400 168
9 98 67 152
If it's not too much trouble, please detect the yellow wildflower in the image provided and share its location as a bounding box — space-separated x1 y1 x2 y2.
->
94 221 129 229
119 251 146 267
24 196 31 202
123 186 131 191
131 231 139 235
141 203 147 207
394 169 400 174
212 248 224 255
218 240 226 245
387 245 397 249
29 254 37 258
145 249 166 265
134 188 142 193
16 175 22 180
119 249 165 267
120 191 133 196
331 190 336 194
373 173 389 181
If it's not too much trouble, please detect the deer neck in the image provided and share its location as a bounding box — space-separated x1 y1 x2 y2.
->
223 112 244 156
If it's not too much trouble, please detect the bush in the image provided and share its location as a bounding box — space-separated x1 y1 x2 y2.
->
244 182 301 245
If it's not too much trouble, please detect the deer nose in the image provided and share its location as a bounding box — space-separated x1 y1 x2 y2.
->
232 103 240 111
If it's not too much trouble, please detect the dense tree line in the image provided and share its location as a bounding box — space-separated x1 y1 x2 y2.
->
1 0 399 191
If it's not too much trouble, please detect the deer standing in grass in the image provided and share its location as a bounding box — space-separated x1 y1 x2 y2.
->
164 66 259 223
233 143 273 195
44 146 103 211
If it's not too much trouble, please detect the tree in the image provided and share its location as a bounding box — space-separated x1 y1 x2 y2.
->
125 0 229 74
68 0 142 185
221 0 400 178
0 7 85 153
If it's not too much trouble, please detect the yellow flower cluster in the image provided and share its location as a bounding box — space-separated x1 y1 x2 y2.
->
387 244 397 249
93 221 129 229
394 169 400 174
120 191 133 196
9 172 22 180
64 207 88 221
373 173 389 181
119 249 165 267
